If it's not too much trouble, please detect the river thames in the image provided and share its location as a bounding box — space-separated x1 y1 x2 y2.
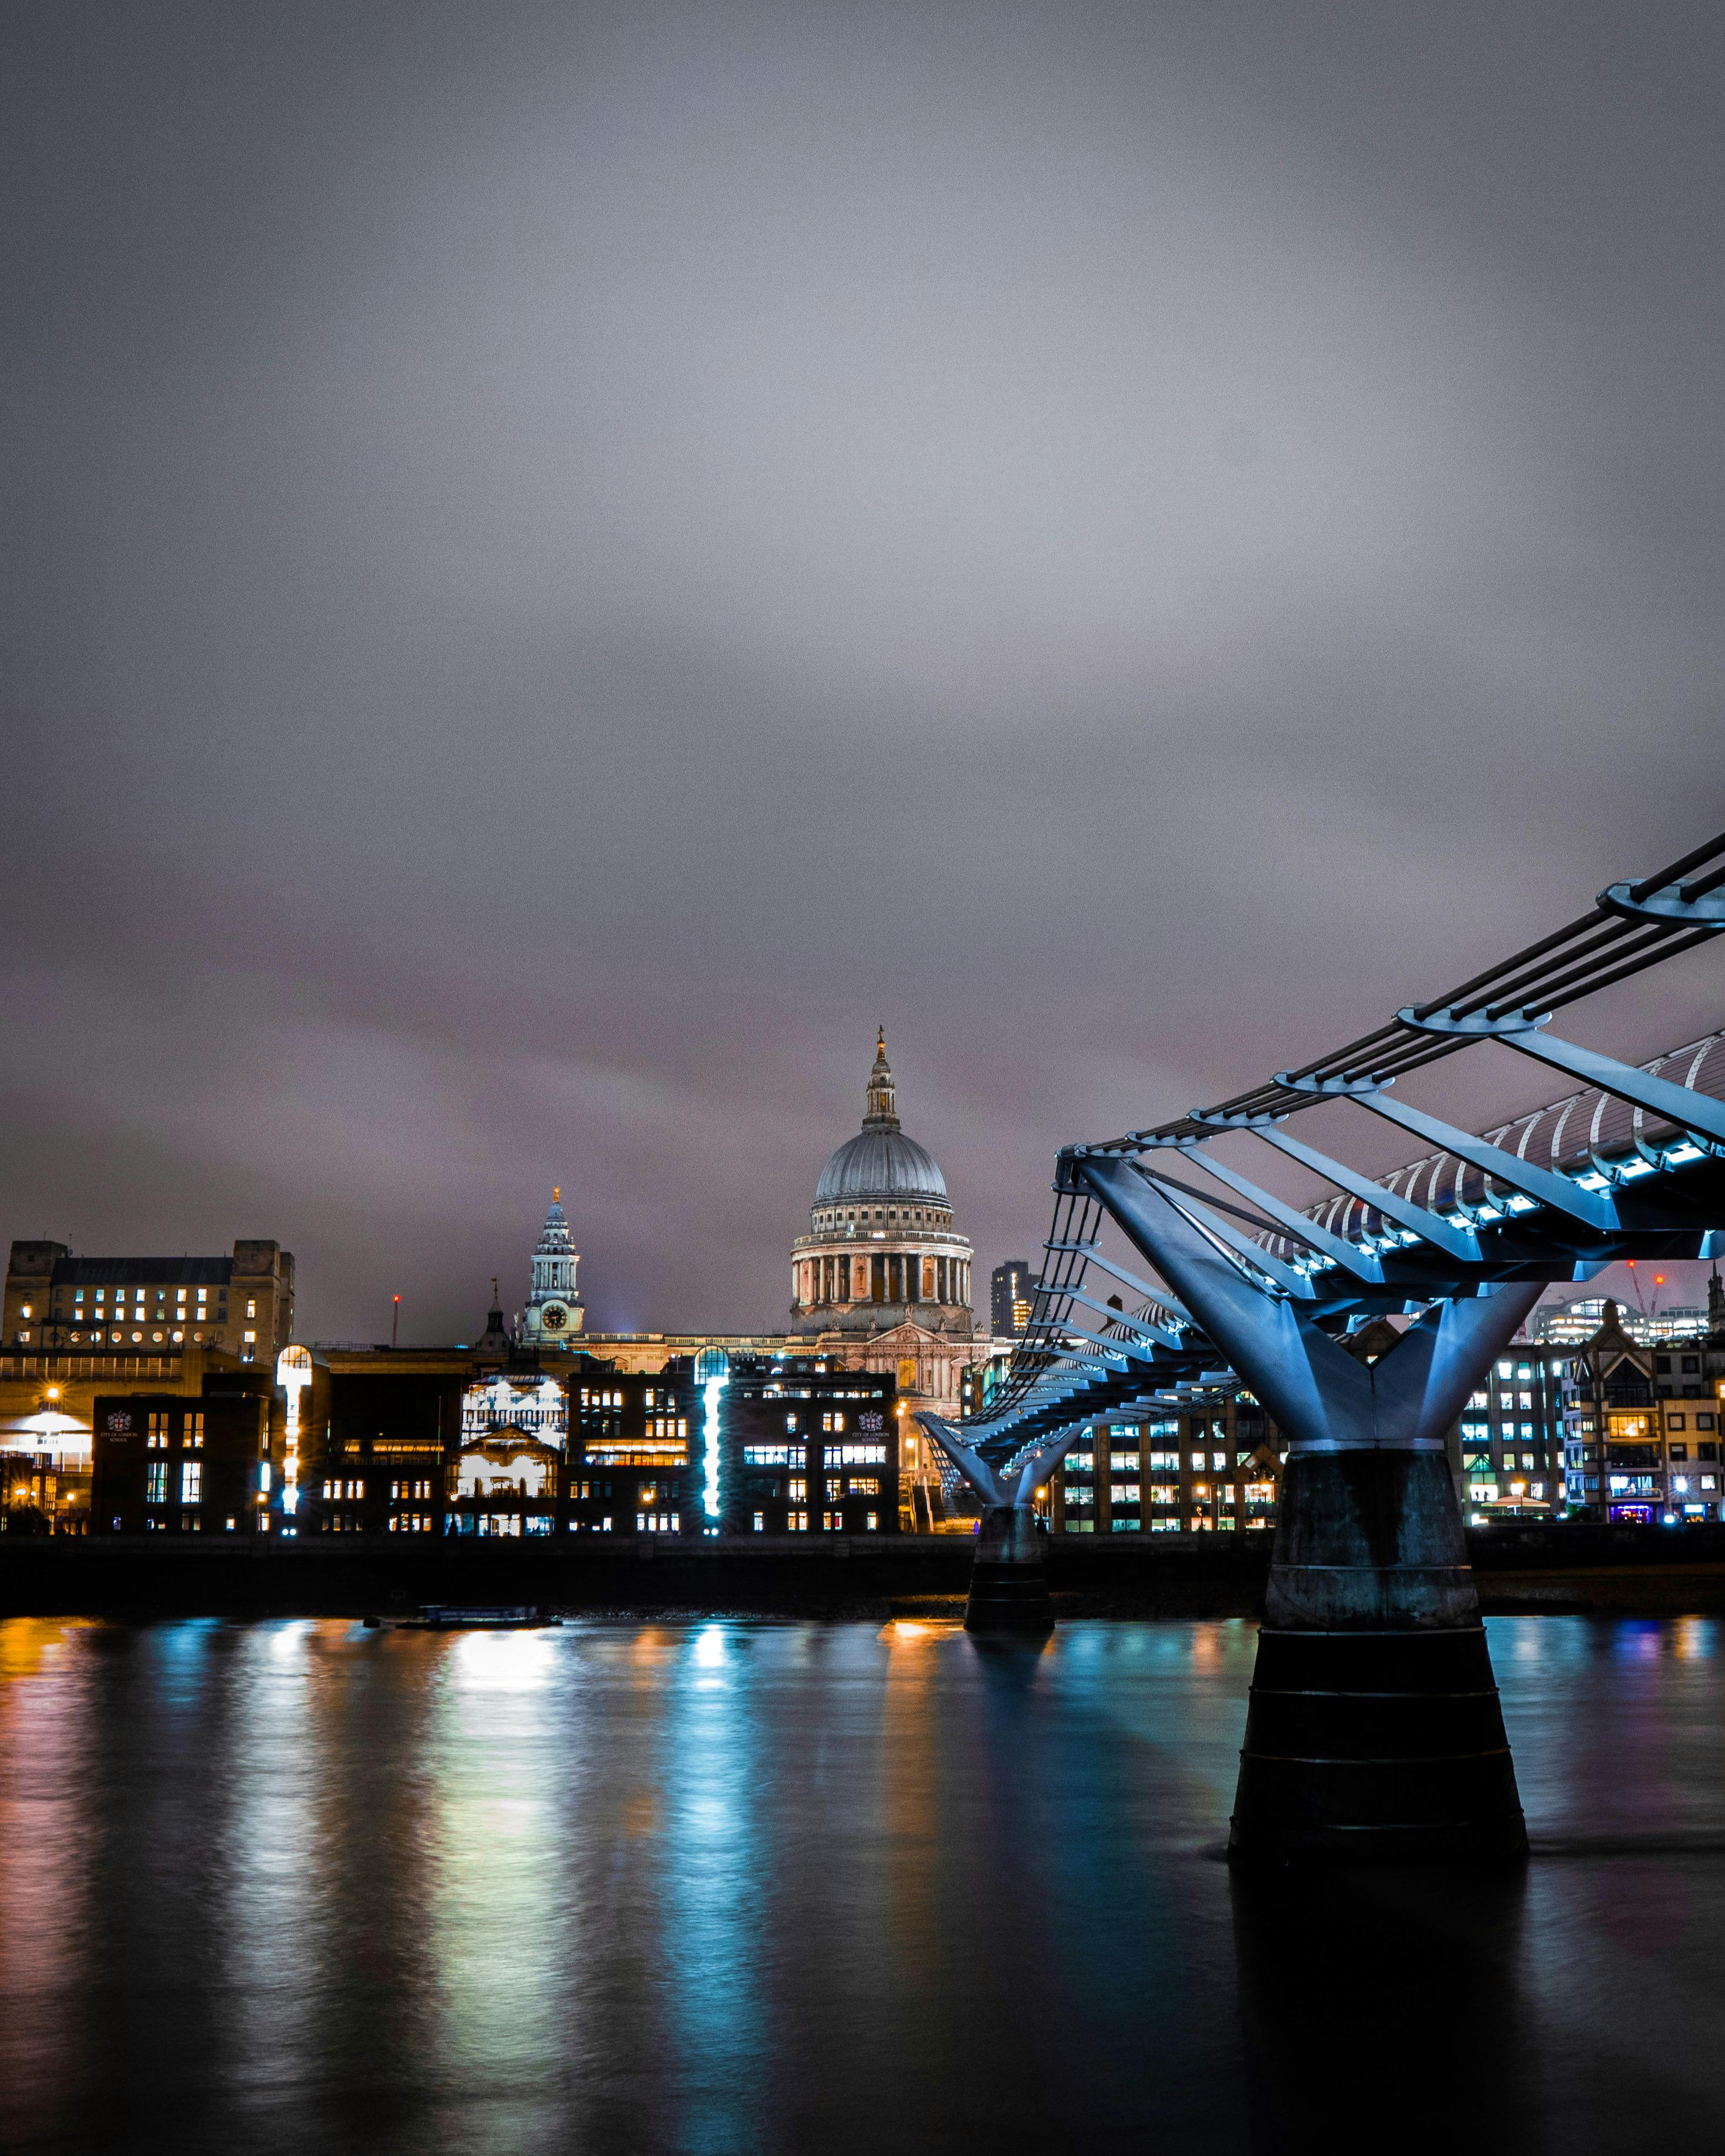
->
1 1615 1722 2154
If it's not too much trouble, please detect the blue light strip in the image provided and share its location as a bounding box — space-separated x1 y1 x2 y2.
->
701 1371 728 1527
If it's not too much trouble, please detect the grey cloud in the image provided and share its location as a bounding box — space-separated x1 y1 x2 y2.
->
4 1 1723 1337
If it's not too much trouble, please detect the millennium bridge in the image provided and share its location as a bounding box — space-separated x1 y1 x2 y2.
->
921 827 1725 1865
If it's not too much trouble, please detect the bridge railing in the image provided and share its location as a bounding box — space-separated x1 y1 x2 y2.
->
958 825 1725 1456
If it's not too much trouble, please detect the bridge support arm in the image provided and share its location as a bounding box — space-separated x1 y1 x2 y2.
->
1078 1155 1532 1863
917 1412 1077 1635
1398 1011 1725 1150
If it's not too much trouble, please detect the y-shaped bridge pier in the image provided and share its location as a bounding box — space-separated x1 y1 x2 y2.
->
922 828 1725 1861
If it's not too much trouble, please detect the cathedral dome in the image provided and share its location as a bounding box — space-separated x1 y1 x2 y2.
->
815 1127 947 1205
813 1034 949 1205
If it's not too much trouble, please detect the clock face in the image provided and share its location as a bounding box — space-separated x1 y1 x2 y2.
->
542 1303 567 1332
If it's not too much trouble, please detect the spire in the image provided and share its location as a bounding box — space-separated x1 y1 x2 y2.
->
864 1028 899 1130
1709 1262 1724 1341
477 1279 512 1356
552 1184 560 1205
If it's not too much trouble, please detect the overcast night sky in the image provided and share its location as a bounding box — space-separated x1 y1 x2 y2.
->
4 2 1724 1342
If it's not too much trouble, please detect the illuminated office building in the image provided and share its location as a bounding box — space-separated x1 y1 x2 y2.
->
566 1353 898 1536
1533 1295 1707 1347
2 1236 293 1534
990 1260 1037 1339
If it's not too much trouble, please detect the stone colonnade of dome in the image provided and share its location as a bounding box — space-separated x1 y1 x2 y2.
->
791 1235 970 1321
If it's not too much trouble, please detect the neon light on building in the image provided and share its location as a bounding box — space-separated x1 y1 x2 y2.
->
694 1346 730 1529
276 1346 313 1522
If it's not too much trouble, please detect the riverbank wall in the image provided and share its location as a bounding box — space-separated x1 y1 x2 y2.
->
3 1522 1724 1619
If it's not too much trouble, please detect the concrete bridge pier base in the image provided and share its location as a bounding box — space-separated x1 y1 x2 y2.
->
1226 1449 1527 1867
964 1505 1054 1634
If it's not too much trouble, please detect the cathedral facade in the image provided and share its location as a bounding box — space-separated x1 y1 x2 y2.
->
790 1034 975 1332
787 1034 994 1515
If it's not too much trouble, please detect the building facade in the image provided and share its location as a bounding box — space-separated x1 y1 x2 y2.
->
1050 1392 1282 1533
1555 1297 1725 1522
1533 1295 1709 1347
91 1372 275 1535
990 1260 1037 1339
567 1352 898 1537
2 1236 295 1535
5 1238 293 1362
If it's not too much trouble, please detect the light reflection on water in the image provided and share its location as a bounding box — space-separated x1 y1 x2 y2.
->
0 1615 1722 2154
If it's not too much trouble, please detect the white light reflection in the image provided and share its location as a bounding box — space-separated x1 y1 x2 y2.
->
449 1628 557 1693
428 1630 565 2087
663 1622 761 2148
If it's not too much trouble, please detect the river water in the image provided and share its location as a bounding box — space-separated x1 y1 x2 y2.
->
1 1615 1721 2154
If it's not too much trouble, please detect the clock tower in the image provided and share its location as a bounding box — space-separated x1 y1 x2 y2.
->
519 1185 584 1347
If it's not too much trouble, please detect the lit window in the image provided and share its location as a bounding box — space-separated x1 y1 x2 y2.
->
146 1463 167 1504
753 1511 765 1532
181 1462 202 1503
